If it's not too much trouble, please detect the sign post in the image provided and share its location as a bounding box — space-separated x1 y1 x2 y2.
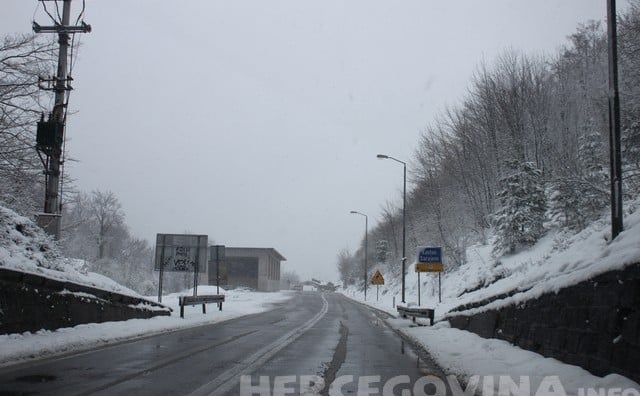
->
209 245 226 294
416 246 443 305
418 271 421 306
371 270 385 302
155 234 208 302
439 273 442 303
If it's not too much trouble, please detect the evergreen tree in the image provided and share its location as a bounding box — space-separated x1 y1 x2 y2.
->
549 122 610 230
548 180 583 229
493 160 547 255
375 240 388 264
622 120 640 192
577 127 609 216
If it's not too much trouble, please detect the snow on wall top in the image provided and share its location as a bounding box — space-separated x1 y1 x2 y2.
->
0 205 140 297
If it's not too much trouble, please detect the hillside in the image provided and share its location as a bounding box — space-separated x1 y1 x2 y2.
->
0 205 140 297
344 199 640 318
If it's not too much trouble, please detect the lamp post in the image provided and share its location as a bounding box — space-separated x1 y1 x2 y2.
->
350 210 368 301
377 154 406 303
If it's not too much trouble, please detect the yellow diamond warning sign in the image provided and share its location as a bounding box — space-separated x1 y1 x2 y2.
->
371 270 385 285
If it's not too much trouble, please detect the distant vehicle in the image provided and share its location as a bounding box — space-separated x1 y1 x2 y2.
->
291 284 303 291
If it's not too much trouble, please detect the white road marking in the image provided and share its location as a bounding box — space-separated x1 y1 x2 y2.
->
188 293 329 396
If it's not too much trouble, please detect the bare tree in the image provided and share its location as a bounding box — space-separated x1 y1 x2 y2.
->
619 1 640 190
336 248 359 287
0 34 56 215
88 190 125 259
281 270 301 287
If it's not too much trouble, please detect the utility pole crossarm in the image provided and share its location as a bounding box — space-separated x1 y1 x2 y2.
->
33 21 91 34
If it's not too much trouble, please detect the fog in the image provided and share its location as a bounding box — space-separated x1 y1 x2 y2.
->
1 0 624 282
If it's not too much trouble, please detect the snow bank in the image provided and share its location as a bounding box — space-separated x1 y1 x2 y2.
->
0 205 139 297
0 286 293 367
393 321 639 395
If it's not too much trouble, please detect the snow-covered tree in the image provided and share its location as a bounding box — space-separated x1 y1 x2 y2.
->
619 1 640 193
88 190 126 259
331 5 640 276
0 34 55 216
375 240 388 264
622 120 640 192
59 190 159 293
337 248 359 287
548 121 609 230
576 127 609 213
493 160 546 255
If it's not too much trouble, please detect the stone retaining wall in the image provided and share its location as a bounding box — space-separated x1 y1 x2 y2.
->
448 263 640 383
0 268 171 335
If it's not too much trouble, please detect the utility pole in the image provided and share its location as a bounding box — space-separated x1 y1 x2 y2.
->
607 0 623 240
33 0 91 239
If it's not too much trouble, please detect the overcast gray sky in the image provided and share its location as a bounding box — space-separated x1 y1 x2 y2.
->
3 1 627 282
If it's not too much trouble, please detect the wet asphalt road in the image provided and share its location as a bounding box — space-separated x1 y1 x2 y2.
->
0 292 446 395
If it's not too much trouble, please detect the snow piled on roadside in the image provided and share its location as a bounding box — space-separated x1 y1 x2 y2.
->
0 205 139 297
392 320 639 394
0 285 293 367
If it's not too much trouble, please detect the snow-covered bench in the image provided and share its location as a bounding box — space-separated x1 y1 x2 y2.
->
397 306 434 325
178 294 225 318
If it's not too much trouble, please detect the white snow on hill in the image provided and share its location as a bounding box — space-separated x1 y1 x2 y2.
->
344 199 640 318
0 205 139 297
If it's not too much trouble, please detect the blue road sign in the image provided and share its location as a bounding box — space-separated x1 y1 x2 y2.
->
418 247 442 264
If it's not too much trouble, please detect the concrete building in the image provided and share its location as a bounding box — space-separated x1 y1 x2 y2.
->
208 247 286 292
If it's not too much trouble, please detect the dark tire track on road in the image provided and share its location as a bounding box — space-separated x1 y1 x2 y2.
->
320 321 349 396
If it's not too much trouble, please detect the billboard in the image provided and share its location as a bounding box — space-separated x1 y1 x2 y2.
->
154 234 208 272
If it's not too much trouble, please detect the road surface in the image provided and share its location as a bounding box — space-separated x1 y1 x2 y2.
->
0 292 446 395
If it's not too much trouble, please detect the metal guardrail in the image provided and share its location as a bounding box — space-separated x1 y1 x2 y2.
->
178 294 225 318
397 306 434 325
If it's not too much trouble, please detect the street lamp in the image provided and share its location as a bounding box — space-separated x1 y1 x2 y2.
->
376 154 407 303
350 210 368 301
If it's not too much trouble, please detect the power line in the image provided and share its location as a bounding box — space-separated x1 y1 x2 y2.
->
40 1 59 24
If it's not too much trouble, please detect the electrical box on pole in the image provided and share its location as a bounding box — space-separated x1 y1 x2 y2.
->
36 119 64 152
